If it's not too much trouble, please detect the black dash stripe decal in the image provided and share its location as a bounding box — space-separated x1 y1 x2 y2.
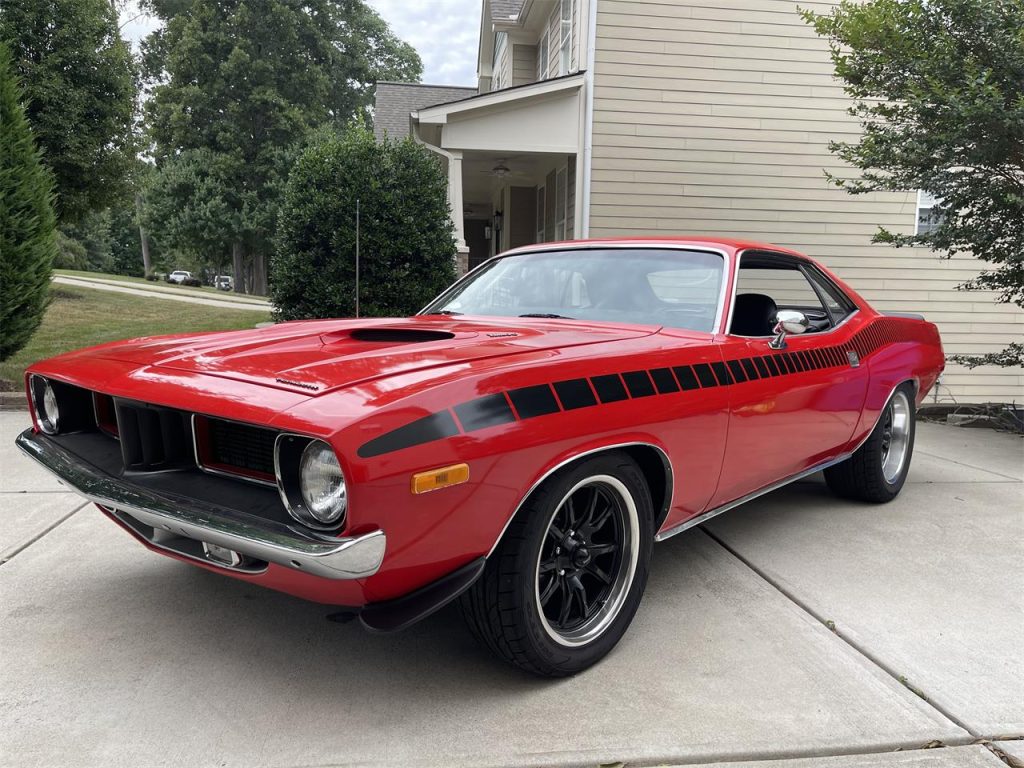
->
553 378 598 410
753 357 771 378
508 384 560 419
357 411 460 458
454 393 516 432
740 358 759 380
693 363 718 388
650 367 679 394
789 353 804 372
711 361 733 385
727 359 747 383
591 374 629 403
623 370 656 398
764 356 781 377
673 366 700 391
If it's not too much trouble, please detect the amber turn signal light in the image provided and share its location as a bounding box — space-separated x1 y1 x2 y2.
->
411 463 470 494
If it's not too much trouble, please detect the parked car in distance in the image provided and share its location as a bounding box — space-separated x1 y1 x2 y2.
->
213 275 234 291
16 238 944 676
167 270 193 284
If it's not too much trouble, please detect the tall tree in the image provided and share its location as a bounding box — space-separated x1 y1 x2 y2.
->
142 0 421 294
0 43 56 362
0 0 137 223
804 0 1024 368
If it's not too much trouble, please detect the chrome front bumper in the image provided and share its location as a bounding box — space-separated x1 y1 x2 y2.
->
15 429 386 580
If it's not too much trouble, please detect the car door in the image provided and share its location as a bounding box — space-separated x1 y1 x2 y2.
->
711 252 870 506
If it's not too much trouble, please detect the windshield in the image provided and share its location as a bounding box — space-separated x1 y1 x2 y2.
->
422 248 724 332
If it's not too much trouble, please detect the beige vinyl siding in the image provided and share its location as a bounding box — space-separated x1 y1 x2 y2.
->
512 44 537 86
495 34 512 91
547 5 562 77
589 0 1023 404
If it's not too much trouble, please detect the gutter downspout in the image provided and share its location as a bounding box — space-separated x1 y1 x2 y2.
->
411 114 470 273
580 0 599 238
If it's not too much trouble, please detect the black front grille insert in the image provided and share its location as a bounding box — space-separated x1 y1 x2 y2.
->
114 400 194 472
195 415 277 484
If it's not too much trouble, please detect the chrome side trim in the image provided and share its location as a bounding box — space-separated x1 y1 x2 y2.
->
487 441 675 558
15 429 385 580
190 413 278 488
655 380 910 542
655 454 849 542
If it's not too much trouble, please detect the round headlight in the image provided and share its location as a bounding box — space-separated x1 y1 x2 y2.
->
298 441 347 527
33 377 60 434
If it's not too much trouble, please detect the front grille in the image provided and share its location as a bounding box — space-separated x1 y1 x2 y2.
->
195 415 277 483
114 400 194 471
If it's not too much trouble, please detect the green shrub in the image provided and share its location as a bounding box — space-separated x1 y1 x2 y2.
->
54 231 88 270
272 125 456 320
0 43 56 362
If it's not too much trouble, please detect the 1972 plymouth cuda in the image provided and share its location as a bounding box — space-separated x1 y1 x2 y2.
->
16 238 944 676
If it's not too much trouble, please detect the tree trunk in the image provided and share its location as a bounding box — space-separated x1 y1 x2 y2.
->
136 193 152 277
232 240 244 293
252 251 267 296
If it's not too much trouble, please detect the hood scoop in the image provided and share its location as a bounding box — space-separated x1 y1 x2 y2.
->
345 328 456 344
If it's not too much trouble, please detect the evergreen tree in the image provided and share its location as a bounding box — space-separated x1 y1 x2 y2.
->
0 43 56 361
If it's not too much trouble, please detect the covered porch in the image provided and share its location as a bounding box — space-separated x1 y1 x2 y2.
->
411 73 585 274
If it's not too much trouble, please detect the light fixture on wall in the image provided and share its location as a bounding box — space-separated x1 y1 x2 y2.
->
493 210 503 232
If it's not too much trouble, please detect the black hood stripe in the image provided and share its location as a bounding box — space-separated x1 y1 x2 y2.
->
357 319 914 457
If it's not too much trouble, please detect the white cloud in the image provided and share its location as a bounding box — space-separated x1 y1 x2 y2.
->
118 0 481 86
366 0 480 85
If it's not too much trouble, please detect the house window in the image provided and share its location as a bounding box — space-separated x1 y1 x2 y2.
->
559 0 572 75
916 190 943 235
554 167 567 240
536 185 546 243
537 29 549 80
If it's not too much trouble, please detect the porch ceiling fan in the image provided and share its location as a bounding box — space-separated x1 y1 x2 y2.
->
479 158 528 179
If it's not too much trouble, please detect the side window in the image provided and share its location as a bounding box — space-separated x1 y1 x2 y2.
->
732 261 830 335
736 267 825 311
804 265 856 325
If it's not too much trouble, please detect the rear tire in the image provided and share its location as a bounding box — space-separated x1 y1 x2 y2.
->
825 383 916 503
459 451 654 677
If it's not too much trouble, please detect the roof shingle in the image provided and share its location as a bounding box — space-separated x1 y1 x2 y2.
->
372 82 479 140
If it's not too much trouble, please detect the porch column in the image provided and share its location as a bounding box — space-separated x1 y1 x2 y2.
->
447 150 470 275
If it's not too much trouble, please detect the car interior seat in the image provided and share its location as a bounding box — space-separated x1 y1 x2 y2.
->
730 293 778 336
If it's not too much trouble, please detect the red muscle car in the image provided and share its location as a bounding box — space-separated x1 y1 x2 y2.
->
17 238 944 676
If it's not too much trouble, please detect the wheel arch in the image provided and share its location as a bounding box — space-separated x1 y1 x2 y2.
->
487 440 674 558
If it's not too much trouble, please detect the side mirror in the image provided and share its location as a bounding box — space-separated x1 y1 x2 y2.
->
769 310 809 350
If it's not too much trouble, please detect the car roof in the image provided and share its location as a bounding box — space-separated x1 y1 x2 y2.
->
500 237 807 259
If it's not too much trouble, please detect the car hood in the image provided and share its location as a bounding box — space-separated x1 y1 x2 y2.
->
85 316 658 395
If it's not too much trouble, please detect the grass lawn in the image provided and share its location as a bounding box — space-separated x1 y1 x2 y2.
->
55 269 269 303
0 285 272 391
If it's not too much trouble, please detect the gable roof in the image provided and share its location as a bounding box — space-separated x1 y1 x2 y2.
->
373 82 478 140
491 0 525 22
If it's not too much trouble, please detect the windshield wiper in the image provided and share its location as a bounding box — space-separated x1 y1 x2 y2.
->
518 313 573 319
428 310 462 316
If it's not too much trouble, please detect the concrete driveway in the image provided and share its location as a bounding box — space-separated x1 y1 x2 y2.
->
1 413 1020 768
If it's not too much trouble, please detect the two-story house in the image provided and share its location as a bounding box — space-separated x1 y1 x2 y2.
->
373 0 1024 405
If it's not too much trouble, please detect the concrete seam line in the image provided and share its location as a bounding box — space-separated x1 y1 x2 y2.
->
700 525 983 740
0 500 89 566
449 741 994 768
916 450 1022 482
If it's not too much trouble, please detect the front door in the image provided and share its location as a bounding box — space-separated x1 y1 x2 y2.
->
711 251 870 506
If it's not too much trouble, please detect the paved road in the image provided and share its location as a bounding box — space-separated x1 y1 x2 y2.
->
57 273 272 306
1 414 1020 768
53 275 272 313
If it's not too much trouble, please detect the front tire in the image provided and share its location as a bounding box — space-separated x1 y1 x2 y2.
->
460 451 654 677
825 383 916 503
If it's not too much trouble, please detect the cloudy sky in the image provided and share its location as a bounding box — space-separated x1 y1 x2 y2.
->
119 0 481 86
